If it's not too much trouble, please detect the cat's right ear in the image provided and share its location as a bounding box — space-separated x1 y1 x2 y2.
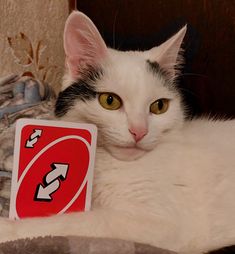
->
145 26 187 79
64 11 108 79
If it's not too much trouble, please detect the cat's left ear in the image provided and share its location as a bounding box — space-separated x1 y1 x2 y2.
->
64 11 108 80
145 25 187 79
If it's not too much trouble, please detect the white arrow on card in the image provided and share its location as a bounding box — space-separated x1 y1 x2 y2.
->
35 179 60 201
45 163 69 184
30 129 42 140
26 129 42 148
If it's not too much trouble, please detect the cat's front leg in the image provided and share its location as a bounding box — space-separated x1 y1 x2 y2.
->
0 211 109 243
0 209 180 252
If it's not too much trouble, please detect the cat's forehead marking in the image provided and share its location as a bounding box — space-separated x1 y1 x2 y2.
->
107 50 174 90
146 60 170 81
55 67 103 117
55 81 97 117
101 51 176 97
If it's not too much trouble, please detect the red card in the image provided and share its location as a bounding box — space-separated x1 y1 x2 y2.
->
9 119 97 219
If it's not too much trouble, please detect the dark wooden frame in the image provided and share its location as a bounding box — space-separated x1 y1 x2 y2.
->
69 0 77 12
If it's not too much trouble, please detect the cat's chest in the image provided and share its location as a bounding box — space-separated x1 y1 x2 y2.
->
91 147 195 215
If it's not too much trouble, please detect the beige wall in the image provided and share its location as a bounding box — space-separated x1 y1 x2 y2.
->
0 0 69 92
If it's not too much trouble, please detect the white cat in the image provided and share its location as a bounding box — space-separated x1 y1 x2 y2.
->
0 11 235 254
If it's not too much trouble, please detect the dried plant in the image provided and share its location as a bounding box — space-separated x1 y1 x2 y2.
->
7 32 61 85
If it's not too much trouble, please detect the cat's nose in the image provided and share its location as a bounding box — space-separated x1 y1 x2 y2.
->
128 128 147 143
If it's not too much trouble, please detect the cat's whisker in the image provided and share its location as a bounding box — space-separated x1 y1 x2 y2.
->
182 72 208 78
178 87 198 97
112 10 119 49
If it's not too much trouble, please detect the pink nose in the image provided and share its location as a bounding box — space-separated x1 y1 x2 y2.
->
129 128 147 142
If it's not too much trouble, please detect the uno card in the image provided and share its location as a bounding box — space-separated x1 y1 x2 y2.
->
9 119 97 219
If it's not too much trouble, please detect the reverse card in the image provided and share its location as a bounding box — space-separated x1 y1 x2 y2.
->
9 119 97 219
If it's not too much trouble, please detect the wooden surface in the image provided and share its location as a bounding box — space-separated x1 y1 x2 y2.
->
72 0 235 118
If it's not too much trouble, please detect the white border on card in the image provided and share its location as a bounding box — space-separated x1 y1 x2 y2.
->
9 118 97 219
9 120 23 219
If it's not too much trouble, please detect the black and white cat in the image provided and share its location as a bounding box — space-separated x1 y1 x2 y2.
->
0 11 235 254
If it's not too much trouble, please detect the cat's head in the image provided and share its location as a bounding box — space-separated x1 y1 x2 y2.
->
55 11 187 161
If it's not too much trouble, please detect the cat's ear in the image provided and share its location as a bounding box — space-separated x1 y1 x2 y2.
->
146 25 187 79
64 11 108 79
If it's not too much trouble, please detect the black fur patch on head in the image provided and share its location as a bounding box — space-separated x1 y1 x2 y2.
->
82 66 104 83
146 60 171 81
54 81 96 117
55 68 103 117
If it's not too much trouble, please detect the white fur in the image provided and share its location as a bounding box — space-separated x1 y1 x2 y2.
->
1 120 235 254
0 11 234 254
63 48 184 161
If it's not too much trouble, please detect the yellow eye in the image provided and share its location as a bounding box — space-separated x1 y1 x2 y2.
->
98 93 122 110
150 99 169 115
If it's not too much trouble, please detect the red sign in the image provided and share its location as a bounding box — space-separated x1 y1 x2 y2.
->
10 119 97 219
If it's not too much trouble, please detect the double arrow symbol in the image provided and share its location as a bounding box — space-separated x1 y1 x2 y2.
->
25 129 42 148
34 163 69 201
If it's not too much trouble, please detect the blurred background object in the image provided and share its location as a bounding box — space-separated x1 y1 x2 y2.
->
0 0 70 94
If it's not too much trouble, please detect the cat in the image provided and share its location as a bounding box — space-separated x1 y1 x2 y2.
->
0 11 235 254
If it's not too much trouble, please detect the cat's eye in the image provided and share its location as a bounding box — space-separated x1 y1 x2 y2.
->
150 99 169 115
98 93 122 110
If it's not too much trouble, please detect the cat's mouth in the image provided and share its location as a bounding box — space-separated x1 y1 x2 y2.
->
116 144 148 150
106 144 149 161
